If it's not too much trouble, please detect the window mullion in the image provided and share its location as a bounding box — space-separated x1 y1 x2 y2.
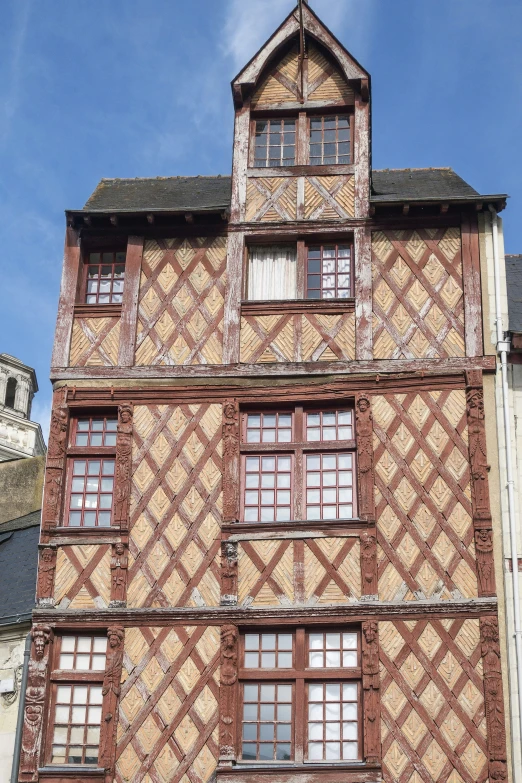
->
294 446 303 522
294 628 306 763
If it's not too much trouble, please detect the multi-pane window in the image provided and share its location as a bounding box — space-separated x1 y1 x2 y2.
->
67 459 115 528
254 119 296 167
243 456 292 523
309 115 351 165
240 407 356 524
65 415 118 528
306 245 352 299
50 635 107 766
73 416 118 447
85 251 125 304
239 629 361 763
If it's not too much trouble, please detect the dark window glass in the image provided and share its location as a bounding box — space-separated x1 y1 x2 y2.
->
309 115 351 165
254 119 296 167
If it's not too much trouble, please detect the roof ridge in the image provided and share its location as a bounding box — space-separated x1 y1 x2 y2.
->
99 175 230 183
373 167 454 173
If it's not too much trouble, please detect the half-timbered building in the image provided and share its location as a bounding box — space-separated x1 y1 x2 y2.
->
19 4 512 783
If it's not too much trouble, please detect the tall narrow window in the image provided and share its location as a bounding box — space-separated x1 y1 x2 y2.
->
240 407 356 524
254 119 296 167
64 416 118 528
239 628 362 763
5 377 17 409
306 245 353 299
85 251 126 304
49 634 107 766
309 115 351 165
247 246 297 301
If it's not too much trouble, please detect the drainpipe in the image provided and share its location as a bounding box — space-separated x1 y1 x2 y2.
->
10 632 31 783
490 203 522 762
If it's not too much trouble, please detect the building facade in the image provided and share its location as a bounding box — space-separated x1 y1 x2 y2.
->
0 353 46 462
20 5 512 783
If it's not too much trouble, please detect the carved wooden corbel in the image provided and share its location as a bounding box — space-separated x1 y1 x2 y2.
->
113 403 133 532
219 624 238 766
36 545 57 607
221 541 238 606
361 620 381 764
110 542 129 607
480 616 508 780
222 400 240 523
355 393 375 522
360 530 378 598
41 388 69 533
99 626 125 781
19 625 53 781
466 371 496 596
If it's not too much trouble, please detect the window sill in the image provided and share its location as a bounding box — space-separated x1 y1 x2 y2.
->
47 525 120 538
241 299 355 316
217 762 380 783
74 303 122 318
222 518 369 538
247 164 354 178
38 766 104 780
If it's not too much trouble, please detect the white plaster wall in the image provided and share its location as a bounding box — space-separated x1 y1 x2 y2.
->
0 627 29 782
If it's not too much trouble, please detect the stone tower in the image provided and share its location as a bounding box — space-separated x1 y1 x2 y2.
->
0 354 46 461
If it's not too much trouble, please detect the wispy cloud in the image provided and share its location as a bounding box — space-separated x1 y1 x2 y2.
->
222 0 375 75
0 0 31 143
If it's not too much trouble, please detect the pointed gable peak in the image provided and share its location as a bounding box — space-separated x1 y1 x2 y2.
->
231 2 369 108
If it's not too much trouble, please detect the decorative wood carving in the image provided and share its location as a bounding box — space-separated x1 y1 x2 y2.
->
221 541 238 606
114 403 133 532
355 393 375 522
480 616 508 780
466 371 495 597
219 624 238 766
360 530 377 598
36 546 57 606
362 620 380 764
223 400 240 523
19 625 52 781
110 543 129 607
42 388 69 533
99 625 125 780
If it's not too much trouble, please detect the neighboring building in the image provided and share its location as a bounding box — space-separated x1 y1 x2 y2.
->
0 511 40 783
19 5 512 783
0 357 45 779
0 354 46 462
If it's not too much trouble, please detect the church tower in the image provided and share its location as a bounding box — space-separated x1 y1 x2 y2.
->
0 353 46 461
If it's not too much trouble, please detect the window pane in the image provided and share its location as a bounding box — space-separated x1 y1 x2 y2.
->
306 245 352 299
248 245 297 300
243 455 292 523
241 680 293 761
307 682 359 761
84 252 125 304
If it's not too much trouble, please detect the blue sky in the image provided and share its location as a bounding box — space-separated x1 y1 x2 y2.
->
1 0 521 438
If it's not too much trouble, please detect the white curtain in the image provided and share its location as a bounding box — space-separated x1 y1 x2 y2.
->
248 245 297 300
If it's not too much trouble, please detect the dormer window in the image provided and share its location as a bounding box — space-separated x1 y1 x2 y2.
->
84 251 126 304
251 113 352 169
309 115 351 165
254 119 296 168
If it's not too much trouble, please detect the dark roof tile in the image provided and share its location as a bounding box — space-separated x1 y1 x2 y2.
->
84 176 232 212
371 168 479 201
506 255 522 333
0 523 38 622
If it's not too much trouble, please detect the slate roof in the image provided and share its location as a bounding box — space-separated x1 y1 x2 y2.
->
0 510 40 624
506 255 522 333
371 168 480 202
81 168 498 213
84 176 232 213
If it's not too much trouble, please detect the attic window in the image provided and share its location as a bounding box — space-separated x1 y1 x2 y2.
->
84 251 126 304
309 116 351 165
254 119 296 168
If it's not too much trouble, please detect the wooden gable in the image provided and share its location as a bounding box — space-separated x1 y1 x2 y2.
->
251 41 354 109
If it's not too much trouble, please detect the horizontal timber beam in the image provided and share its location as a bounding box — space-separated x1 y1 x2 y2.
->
33 597 498 627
